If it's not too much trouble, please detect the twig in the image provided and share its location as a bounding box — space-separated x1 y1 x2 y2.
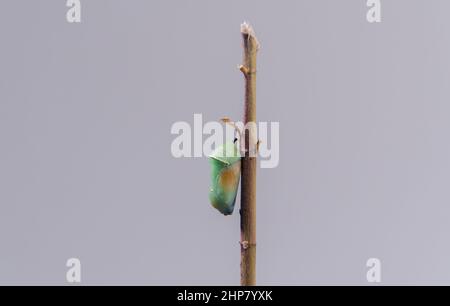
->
239 22 259 286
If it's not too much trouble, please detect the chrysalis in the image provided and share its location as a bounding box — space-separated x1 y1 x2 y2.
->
208 139 241 215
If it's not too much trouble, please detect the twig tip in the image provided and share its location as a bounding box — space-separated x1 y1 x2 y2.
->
240 21 260 50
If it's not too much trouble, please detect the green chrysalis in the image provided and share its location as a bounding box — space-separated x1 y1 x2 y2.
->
208 140 241 215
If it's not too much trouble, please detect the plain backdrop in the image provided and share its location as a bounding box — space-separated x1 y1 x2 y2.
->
1 0 450 285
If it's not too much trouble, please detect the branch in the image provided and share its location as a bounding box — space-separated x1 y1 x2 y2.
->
239 21 259 286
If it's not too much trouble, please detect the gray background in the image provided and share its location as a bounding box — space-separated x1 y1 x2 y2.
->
0 0 449 285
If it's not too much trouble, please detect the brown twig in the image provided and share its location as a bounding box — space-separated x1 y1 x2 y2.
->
239 22 259 286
